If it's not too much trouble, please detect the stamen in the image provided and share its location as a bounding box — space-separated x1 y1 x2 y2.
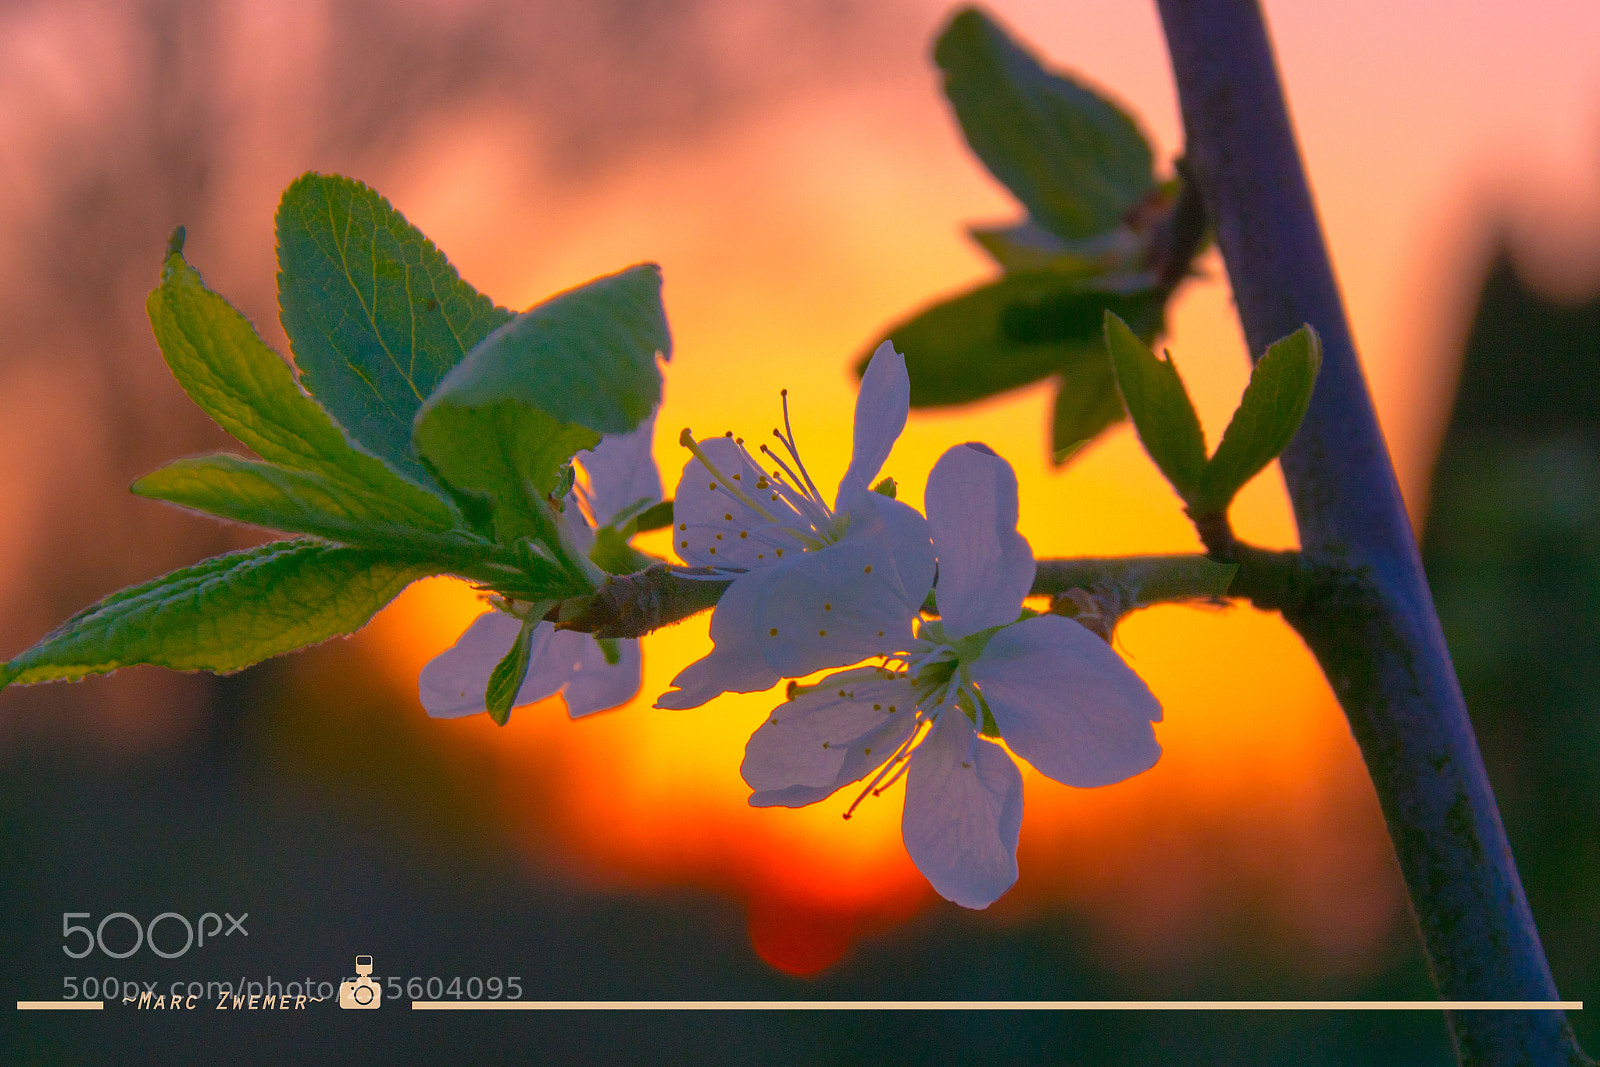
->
843 718 927 819
759 442 834 533
779 389 828 506
761 442 819 508
872 751 914 796
679 429 782 524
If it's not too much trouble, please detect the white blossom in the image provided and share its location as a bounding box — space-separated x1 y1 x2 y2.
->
419 417 659 721
656 343 934 709
741 443 1163 908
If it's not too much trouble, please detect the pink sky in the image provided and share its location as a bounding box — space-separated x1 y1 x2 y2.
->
3 0 1599 973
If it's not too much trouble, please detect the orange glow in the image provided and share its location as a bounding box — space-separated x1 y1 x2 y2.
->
12 0 1597 979
347 0 1484 968
362 244 1402 973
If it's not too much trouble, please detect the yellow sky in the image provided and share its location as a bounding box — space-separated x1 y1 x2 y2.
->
7 0 1600 974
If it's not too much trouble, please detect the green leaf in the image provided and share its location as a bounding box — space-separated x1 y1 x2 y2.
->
935 7 1156 241
860 272 1160 408
632 500 674 533
1050 359 1124 466
1000 281 1163 346
1104 311 1207 499
969 219 1143 278
148 245 458 533
589 527 656 577
420 264 670 437
1 540 436 688
412 401 599 545
275 173 513 488
969 220 1102 275
484 621 536 726
132 455 484 552
413 265 670 549
1195 325 1323 513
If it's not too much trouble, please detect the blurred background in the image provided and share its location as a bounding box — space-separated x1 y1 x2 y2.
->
1 0 1595 1061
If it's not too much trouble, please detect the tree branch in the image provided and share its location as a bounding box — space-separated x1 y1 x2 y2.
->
548 554 1247 639
1154 1 1588 1061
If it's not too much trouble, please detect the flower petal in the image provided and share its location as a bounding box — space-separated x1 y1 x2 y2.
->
419 612 568 718
555 491 597 556
557 632 643 718
672 436 810 569
578 414 662 528
838 341 910 503
754 495 935 678
655 569 783 709
867 488 939 608
969 614 1162 788
511 621 572 708
902 706 1023 909
419 611 523 718
743 668 918 807
926 443 1035 639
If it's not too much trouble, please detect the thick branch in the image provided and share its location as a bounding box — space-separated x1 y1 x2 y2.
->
1155 1 1586 1062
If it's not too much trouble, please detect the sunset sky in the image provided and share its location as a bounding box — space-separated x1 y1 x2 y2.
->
3 0 1599 975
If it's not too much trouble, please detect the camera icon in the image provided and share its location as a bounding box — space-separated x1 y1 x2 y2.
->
338 955 381 1009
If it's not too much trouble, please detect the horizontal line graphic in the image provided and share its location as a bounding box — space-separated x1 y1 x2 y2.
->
17 1001 104 1010
410 1000 1583 1012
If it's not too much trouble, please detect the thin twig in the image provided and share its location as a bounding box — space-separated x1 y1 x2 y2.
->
547 554 1250 639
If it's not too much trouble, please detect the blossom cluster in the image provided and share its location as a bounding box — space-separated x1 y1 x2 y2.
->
419 343 1162 909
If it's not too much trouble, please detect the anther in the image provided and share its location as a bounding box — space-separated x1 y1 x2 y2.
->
679 428 784 523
